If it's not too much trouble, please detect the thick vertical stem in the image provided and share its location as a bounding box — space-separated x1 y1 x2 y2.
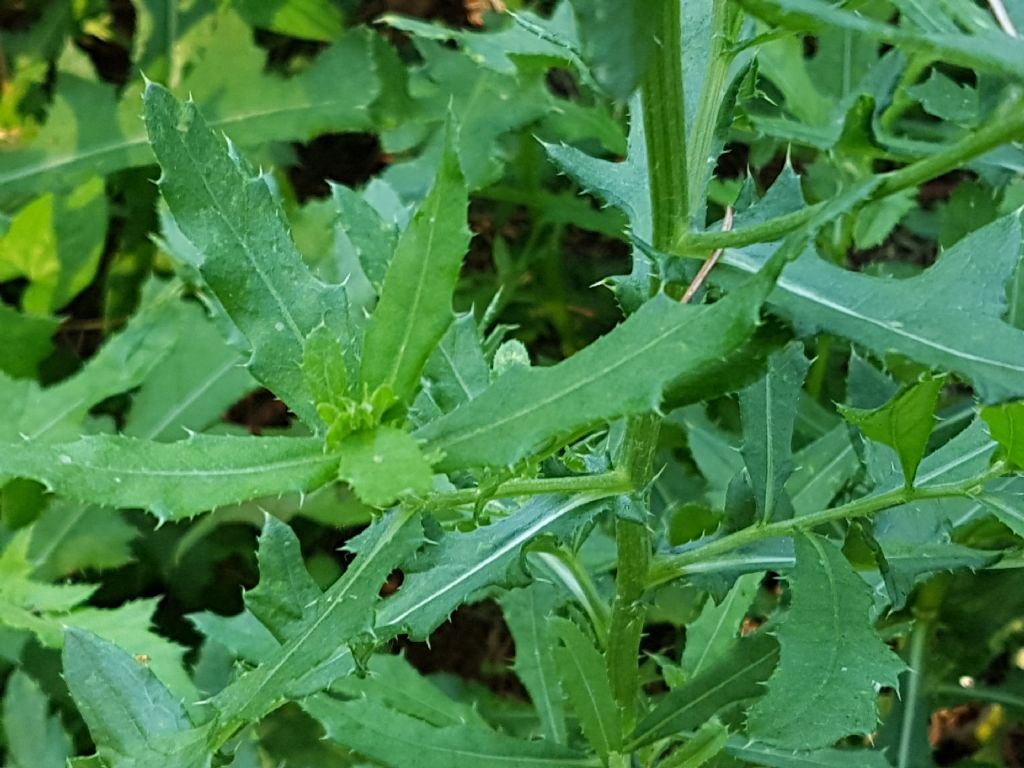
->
606 0 688 739
641 0 688 247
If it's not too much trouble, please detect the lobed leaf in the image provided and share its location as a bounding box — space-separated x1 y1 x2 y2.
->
724 216 1024 403
211 508 422 726
747 533 905 749
144 82 352 425
500 583 568 743
417 269 776 471
552 617 622 759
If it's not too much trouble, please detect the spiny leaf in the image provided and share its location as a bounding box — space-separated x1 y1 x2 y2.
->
302 695 594 768
725 739 893 767
868 504 997 610
410 311 491 425
500 583 568 743
359 131 471 406
211 508 422 726
416 267 776 471
723 215 1024 404
144 82 352 426
551 617 622 759
245 516 322 642
0 435 339 521
682 572 761 678
330 653 488 728
377 494 608 640
630 632 778 748
739 342 810 522
747 533 905 749
28 502 137 580
839 375 944 486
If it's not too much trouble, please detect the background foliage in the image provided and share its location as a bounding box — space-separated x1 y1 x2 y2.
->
3 0 1024 766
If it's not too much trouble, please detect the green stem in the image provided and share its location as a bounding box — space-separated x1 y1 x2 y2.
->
641 0 688 244
428 470 633 507
607 414 661 733
674 97 1024 254
686 0 741 218
646 464 1005 588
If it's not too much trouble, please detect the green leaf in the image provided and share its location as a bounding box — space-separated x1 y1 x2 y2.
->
28 502 138 580
331 183 398 295
302 695 593 768
500 582 568 743
0 13 379 209
2 670 72 768
551 617 622 759
852 190 917 250
0 177 107 312
12 279 181 442
725 739 893 767
417 269 776 471
337 427 434 507
747 533 905 750
982 400 1024 468
786 425 859 517
123 301 254 441
0 303 58 379
976 492 1024 537
411 311 491 424
630 632 778 748
211 508 422 725
245 516 322 641
330 653 487 728
658 719 728 768
62 629 207 768
839 375 943 486
144 81 352 425
384 8 578 76
386 40 555 191
377 494 607 640
0 434 339 521
737 0 1024 81
234 0 345 41
906 70 978 124
302 323 351 413
568 0 661 101
870 507 997 610
360 134 470 406
724 215 1024 403
739 342 810 523
682 572 761 678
